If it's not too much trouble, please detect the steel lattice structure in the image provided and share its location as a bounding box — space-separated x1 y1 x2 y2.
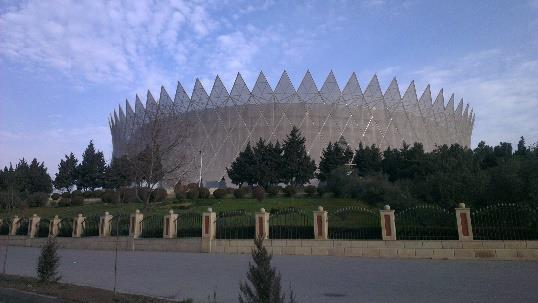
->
109 71 475 185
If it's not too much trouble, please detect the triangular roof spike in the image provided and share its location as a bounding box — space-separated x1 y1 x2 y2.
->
146 90 158 113
463 103 469 119
273 70 298 103
251 71 274 103
297 70 321 104
341 72 365 106
320 70 342 104
383 78 402 111
118 104 125 123
432 89 445 113
173 81 190 112
363 74 384 108
113 110 119 125
418 84 434 118
209 75 229 107
190 78 210 109
159 86 173 107
229 72 251 105
455 98 463 116
402 81 420 114
445 94 455 113
126 99 134 116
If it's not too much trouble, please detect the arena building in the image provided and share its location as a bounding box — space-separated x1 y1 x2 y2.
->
109 71 474 185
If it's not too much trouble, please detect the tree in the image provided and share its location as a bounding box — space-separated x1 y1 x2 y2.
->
27 159 53 193
317 137 354 182
253 139 283 188
104 156 134 190
37 237 61 282
281 126 316 186
54 153 78 192
515 136 528 156
227 142 256 187
353 143 382 176
239 237 296 303
77 140 106 190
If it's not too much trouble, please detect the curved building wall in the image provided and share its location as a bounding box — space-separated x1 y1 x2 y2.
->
110 71 475 185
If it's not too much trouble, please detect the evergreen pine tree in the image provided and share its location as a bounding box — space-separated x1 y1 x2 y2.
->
77 140 106 190
239 237 296 303
281 127 316 186
515 136 528 156
227 142 256 187
353 143 382 176
54 153 78 192
27 158 53 193
318 137 354 182
37 237 61 282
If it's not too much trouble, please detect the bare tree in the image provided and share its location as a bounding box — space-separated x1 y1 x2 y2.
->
115 89 192 209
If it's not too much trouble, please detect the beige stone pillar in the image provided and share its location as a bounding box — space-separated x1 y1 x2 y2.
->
455 203 473 241
28 214 40 238
49 215 61 237
202 208 216 253
255 208 270 239
380 205 396 240
72 214 85 238
313 206 328 240
130 209 144 238
163 209 178 239
9 215 20 236
99 212 113 237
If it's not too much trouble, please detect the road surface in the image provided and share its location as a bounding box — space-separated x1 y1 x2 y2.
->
1 246 537 302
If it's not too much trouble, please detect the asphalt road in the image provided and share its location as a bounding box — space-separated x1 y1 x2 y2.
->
1 246 537 303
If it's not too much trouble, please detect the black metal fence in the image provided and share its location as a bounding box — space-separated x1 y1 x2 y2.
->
111 214 130 236
0 218 9 235
329 207 381 240
15 218 29 236
472 203 538 240
57 218 73 237
269 208 313 239
177 212 202 238
396 205 458 240
216 210 255 239
82 215 100 237
140 215 163 238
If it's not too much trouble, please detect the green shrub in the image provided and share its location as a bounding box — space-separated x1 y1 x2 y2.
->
151 188 168 202
138 188 151 202
71 190 83 197
93 190 104 198
253 187 265 202
233 187 249 198
71 195 84 206
266 186 280 197
83 191 93 198
186 183 199 191
101 190 120 204
121 188 141 203
61 192 71 198
174 181 186 194
187 188 199 199
199 187 210 199
304 185 317 197
175 191 187 201
28 192 49 207
58 198 71 207
37 237 60 282
177 204 191 210
226 187 235 195
283 185 297 197
51 193 61 200
213 188 226 199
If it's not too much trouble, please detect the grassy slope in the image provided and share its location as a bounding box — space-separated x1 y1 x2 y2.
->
0 195 370 219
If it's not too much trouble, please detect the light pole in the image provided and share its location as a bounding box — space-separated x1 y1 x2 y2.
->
199 150 203 187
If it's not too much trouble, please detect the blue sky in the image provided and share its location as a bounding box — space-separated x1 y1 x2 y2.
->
1 0 537 174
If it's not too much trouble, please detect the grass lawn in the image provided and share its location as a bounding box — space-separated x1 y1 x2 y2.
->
0 195 371 220
0 273 185 303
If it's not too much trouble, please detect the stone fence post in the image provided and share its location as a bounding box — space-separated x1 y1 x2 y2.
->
9 215 20 236
255 208 270 239
99 212 113 237
163 209 178 239
50 215 61 237
455 203 473 241
28 214 40 238
72 214 85 238
130 209 144 238
313 206 328 240
202 208 216 253
380 205 396 240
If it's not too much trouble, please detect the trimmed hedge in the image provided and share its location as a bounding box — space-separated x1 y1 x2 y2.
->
283 185 297 197
253 187 265 202
187 188 199 199
102 190 120 204
213 188 226 199
151 188 167 202
266 186 281 197
61 192 71 198
71 195 84 206
199 187 210 199
58 198 71 207
233 187 250 198
304 185 317 197
28 192 49 207
51 193 61 200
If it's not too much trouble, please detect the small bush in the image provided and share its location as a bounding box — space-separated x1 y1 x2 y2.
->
101 190 120 204
151 188 168 202
187 188 199 199
213 188 226 199
174 181 186 194
283 185 297 197
58 198 71 207
304 185 317 197
51 193 60 200
28 192 49 207
253 187 265 202
121 188 141 203
186 183 199 191
71 190 83 197
175 191 187 201
37 237 60 282
199 187 210 199
233 187 249 198
71 195 84 206
138 188 151 202
93 190 104 198
83 191 93 198
226 187 235 195
266 186 280 197
177 204 191 210
61 192 71 198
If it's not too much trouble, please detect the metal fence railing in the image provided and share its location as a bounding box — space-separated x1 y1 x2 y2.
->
269 208 313 239
329 207 381 240
177 212 202 238
395 205 458 240
472 203 538 240
216 210 255 239
111 214 130 236
140 215 163 238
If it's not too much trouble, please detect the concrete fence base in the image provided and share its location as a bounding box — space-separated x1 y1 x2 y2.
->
1 236 537 261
